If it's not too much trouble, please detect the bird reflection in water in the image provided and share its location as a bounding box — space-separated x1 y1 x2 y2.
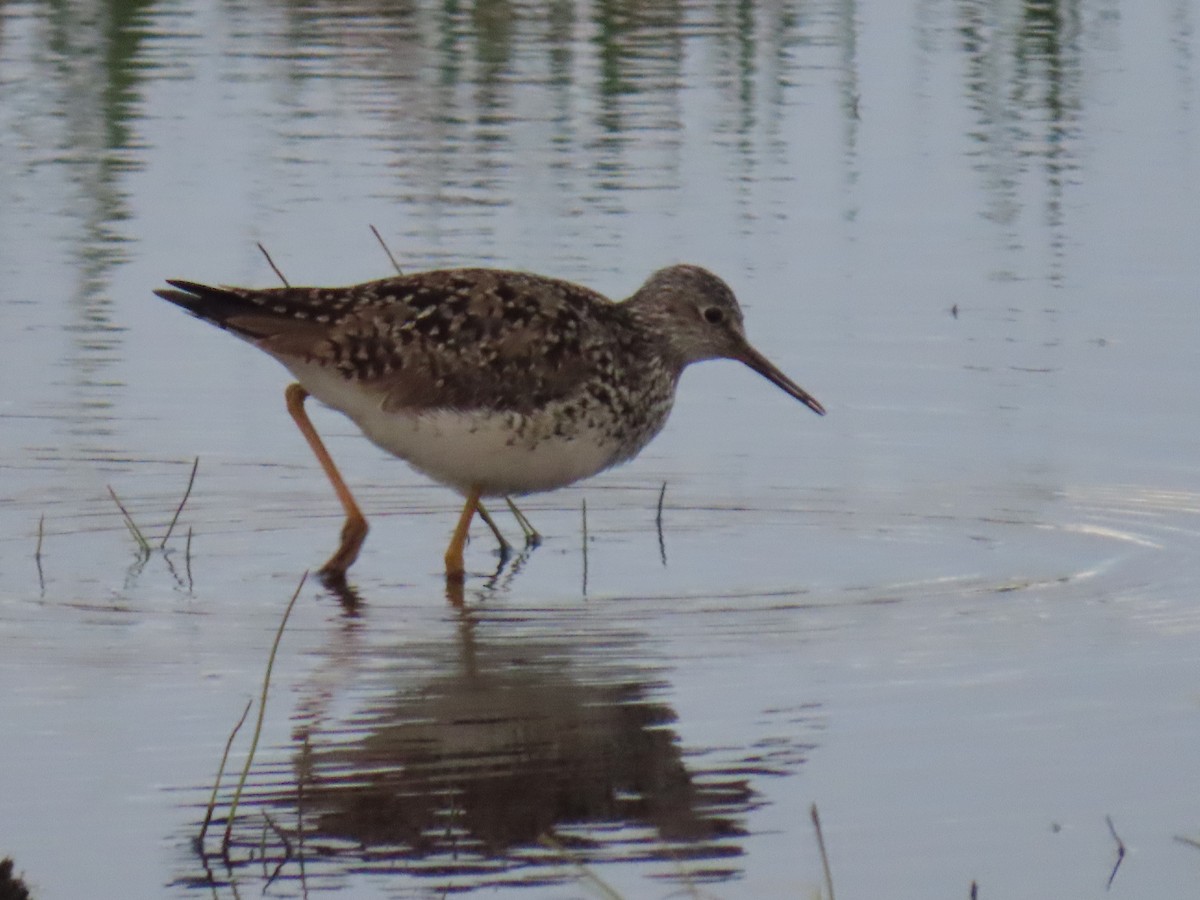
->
189 594 795 894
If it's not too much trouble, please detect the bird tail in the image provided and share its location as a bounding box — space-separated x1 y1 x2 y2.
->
155 277 344 365
154 280 250 327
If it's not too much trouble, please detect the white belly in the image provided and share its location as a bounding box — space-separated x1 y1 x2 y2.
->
363 406 625 495
283 361 630 496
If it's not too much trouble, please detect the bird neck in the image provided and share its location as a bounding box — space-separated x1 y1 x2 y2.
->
619 296 690 376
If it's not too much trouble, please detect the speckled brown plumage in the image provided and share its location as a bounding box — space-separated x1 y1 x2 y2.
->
155 263 824 578
166 270 657 418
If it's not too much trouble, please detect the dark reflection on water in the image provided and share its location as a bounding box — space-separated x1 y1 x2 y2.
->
181 597 815 894
947 0 1086 280
6 0 1183 302
223 0 828 225
1 0 158 450
4 0 1191 276
28 0 150 259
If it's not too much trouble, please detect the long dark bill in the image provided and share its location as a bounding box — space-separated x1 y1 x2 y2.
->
736 343 826 416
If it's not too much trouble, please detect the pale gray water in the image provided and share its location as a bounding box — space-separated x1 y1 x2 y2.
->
2 1 1200 897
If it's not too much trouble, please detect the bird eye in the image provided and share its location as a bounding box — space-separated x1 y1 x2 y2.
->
703 306 724 325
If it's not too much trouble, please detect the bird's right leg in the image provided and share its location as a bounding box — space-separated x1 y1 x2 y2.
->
285 383 369 578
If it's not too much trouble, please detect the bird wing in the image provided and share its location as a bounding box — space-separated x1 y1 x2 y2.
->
156 270 637 414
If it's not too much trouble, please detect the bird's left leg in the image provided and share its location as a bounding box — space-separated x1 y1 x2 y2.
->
444 484 483 581
505 496 542 547
475 502 513 561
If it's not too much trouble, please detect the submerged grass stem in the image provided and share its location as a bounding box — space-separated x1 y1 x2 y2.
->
199 697 253 848
811 803 835 900
161 456 200 548
223 571 308 854
107 485 150 556
35 514 45 591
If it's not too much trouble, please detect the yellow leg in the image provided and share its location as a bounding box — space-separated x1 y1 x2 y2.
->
445 484 483 580
285 383 369 578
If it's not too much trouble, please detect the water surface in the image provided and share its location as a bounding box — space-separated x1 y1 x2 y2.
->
2 1 1200 897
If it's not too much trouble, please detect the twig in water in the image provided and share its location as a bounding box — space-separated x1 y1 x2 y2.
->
581 497 589 597
369 224 403 275
257 242 290 287
35 514 45 591
1105 814 1125 890
655 481 667 566
199 696 253 849
161 456 200 548
185 526 194 591
811 803 836 900
223 571 308 854
107 485 150 556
